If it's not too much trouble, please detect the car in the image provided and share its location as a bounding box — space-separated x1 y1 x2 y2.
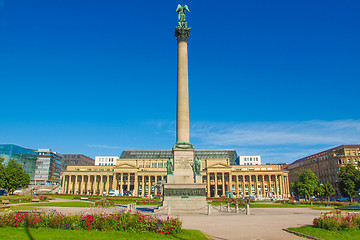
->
336 197 349 202
0 190 7 196
245 196 255 201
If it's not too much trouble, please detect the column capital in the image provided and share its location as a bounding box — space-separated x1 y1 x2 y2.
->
175 27 191 42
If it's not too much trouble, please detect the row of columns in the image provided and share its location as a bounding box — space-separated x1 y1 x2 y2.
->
205 172 290 198
61 173 166 197
61 172 290 198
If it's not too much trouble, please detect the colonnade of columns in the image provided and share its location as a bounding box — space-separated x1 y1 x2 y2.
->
61 171 290 198
204 172 290 199
61 173 166 197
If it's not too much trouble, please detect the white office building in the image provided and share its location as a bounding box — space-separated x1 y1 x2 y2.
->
239 156 261 165
95 156 118 166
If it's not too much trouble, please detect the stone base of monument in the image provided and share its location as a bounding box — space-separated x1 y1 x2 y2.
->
154 183 208 214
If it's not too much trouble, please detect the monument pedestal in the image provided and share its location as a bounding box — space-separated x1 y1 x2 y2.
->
158 147 207 214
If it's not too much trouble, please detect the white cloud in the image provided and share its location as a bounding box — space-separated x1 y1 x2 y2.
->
85 144 124 149
191 119 360 147
141 119 360 163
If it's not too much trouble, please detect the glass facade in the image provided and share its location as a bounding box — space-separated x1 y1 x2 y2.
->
120 149 238 165
35 150 62 184
0 144 37 182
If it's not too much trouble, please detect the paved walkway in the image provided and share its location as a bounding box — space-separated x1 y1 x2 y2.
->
181 208 321 240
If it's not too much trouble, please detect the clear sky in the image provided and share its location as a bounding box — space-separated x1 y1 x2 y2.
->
1 0 360 163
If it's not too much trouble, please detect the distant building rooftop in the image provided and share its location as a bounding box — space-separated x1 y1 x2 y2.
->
120 149 239 165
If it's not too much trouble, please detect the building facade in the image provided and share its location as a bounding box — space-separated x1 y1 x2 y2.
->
35 149 62 185
61 150 290 198
62 154 95 171
287 145 360 196
95 156 117 166
238 156 261 165
0 144 38 184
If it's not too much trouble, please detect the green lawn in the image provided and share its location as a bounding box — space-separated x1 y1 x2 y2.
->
25 202 94 207
250 203 312 208
7 205 39 211
0 228 209 240
288 226 360 240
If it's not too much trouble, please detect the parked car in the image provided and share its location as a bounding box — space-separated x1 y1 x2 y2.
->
0 190 7 196
245 196 255 201
336 197 350 202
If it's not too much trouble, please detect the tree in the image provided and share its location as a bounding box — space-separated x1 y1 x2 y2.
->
322 182 335 201
0 158 6 189
0 159 30 194
292 170 319 200
339 164 360 202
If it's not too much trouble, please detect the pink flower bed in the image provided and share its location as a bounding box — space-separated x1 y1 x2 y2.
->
0 210 182 234
313 210 360 231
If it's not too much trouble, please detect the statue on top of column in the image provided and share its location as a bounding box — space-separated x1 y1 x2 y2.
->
176 4 190 28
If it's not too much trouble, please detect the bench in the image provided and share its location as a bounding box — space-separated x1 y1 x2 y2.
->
80 197 89 200
31 198 40 202
2 200 10 204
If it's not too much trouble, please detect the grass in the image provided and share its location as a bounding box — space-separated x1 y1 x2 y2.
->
0 228 209 240
8 205 39 211
250 203 312 208
24 202 95 207
288 226 360 240
312 207 335 211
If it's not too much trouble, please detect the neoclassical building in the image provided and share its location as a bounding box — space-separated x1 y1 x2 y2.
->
287 145 360 196
61 150 290 198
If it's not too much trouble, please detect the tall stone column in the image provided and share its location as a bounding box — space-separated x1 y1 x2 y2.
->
61 175 65 194
74 175 78 195
255 175 259 198
242 175 246 197
119 173 123 195
214 173 218 197
86 176 91 195
134 173 138 196
207 172 210 197
112 174 117 191
105 175 110 195
176 26 191 144
235 175 239 197
141 176 145 197
160 5 207 214
221 173 225 197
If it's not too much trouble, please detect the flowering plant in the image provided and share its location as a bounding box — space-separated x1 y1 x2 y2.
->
0 210 182 234
313 210 360 231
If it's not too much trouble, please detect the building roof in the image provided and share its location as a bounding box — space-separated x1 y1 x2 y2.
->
120 149 239 165
290 145 360 166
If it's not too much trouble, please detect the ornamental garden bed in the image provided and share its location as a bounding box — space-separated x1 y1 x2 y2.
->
287 210 360 240
0 210 182 235
0 195 49 204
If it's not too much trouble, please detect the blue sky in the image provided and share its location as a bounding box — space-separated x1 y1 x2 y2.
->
1 0 360 163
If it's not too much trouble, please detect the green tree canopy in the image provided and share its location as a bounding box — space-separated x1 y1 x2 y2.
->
0 159 30 194
292 169 319 200
0 158 6 189
322 182 335 201
339 164 360 201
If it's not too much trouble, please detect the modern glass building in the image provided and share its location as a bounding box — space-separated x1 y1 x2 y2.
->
35 149 62 185
0 144 38 183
